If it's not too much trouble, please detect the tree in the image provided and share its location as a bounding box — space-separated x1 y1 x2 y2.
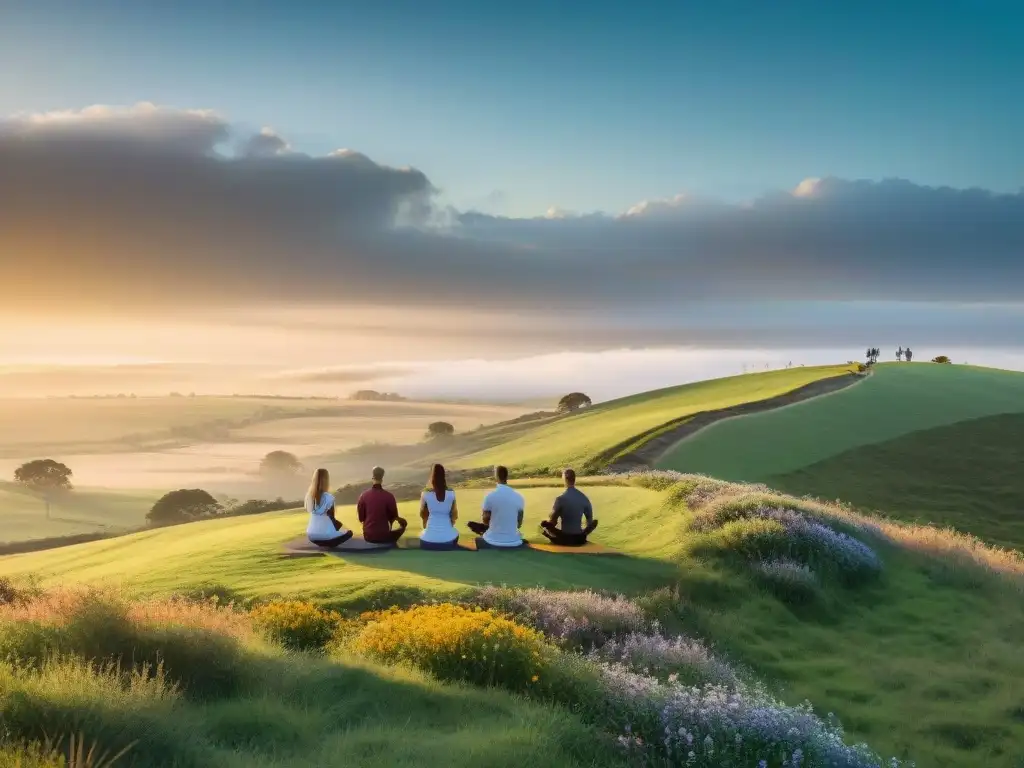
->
14 459 73 519
426 421 455 439
147 489 221 526
865 347 880 365
932 355 952 364
260 450 303 477
557 392 593 413
896 346 904 362
905 347 913 362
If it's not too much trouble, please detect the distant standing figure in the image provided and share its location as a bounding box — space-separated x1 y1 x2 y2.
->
469 465 525 547
419 463 459 548
305 467 353 548
541 468 597 547
358 466 407 544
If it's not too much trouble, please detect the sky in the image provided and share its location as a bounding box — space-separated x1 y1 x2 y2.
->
0 0 1022 400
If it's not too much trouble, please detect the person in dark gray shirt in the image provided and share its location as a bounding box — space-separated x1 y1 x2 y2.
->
541 468 598 546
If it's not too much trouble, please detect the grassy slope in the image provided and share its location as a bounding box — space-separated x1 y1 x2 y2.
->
656 363 1024 481
766 413 1024 551
0 486 680 602
2 479 1022 766
462 365 855 472
0 481 158 542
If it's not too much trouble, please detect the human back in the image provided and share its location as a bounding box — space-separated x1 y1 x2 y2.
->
419 463 459 544
553 485 592 534
481 471 524 547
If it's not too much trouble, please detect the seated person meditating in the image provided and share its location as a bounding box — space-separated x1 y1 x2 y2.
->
540 468 598 547
305 467 354 548
418 463 460 549
468 465 525 547
357 466 408 544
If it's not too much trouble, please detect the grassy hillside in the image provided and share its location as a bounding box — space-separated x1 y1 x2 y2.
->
0 481 158 543
3 474 1022 766
0 485 679 600
767 413 1024 551
656 363 1024 482
461 365 856 473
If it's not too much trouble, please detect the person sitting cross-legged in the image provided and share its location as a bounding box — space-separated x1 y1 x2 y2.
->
468 465 525 548
305 467 354 548
357 466 408 544
540 468 598 547
418 463 460 549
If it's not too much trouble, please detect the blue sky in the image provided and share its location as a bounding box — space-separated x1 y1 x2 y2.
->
2 0 1022 217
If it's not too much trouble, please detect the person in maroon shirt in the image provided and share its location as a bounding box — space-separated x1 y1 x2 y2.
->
357 466 408 544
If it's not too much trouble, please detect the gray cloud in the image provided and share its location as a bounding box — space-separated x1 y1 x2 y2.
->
1 104 1023 321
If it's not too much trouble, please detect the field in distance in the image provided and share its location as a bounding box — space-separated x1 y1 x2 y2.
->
0 395 529 542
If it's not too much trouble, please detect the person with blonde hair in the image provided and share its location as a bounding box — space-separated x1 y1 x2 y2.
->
418 463 459 549
305 467 353 548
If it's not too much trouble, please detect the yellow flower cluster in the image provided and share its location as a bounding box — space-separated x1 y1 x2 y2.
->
249 600 341 652
350 603 554 692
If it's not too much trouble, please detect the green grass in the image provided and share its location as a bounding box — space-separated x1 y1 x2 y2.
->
0 622 623 768
462 364 855 473
3 477 1022 766
0 482 158 543
766 413 1024 551
0 485 680 602
656 363 1024 481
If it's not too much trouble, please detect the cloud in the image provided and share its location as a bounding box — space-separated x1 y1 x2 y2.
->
1 102 1023 325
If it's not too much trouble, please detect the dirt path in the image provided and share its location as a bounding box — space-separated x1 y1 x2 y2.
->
603 370 870 473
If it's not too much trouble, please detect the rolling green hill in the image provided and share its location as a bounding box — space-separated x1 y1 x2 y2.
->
2 475 1022 766
767 412 1024 551
656 363 1024 482
461 364 856 473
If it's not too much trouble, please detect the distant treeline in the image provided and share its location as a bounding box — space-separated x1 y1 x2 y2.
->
349 390 408 402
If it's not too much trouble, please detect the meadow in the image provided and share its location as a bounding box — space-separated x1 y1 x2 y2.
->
2 474 1022 766
768 412 1024 551
461 365 857 473
656 363 1024 482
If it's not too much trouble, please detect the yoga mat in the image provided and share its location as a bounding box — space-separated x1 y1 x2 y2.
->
280 536 395 556
400 537 478 551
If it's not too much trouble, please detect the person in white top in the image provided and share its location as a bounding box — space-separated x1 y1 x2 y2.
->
469 465 525 548
305 467 354 548
418 463 460 549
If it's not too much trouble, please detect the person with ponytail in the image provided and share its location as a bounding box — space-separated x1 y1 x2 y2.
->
305 467 353 548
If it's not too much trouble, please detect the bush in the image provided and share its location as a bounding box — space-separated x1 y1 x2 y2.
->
425 421 455 439
146 489 221 526
249 601 340 653
753 559 822 605
347 604 557 695
0 590 249 699
587 632 740 688
476 587 649 648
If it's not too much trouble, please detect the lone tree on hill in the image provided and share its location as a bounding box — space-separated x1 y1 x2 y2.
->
147 489 221 526
904 347 913 362
260 450 303 477
426 421 455 439
896 346 904 361
557 392 593 413
14 459 73 519
932 355 952 364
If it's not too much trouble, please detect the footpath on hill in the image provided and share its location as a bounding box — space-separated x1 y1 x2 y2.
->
604 370 868 473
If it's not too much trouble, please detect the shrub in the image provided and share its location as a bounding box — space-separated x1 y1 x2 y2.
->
753 559 822 605
146 489 221 526
347 604 557 694
587 631 740 688
476 587 649 648
0 590 250 699
249 601 340 652
590 663 911 768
